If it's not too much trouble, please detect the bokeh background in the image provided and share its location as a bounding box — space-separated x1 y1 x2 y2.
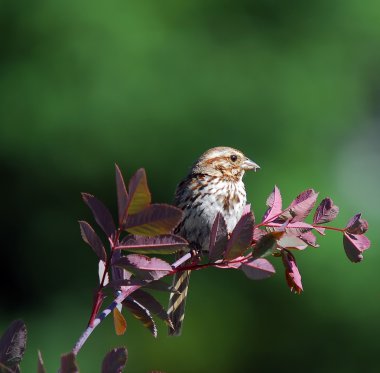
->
1 0 380 372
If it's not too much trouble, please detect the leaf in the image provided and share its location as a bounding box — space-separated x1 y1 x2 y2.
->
37 351 46 373
113 308 127 336
299 231 319 248
281 250 303 294
123 298 157 337
82 193 116 238
242 258 276 280
116 234 187 254
115 164 129 226
102 347 128 373
60 352 79 373
262 186 282 222
131 289 173 328
124 204 183 236
345 213 369 235
277 233 308 250
343 233 371 263
252 231 283 259
283 189 319 222
0 320 27 371
224 213 254 260
208 213 228 262
127 168 151 215
79 221 107 261
313 198 339 224
113 254 172 281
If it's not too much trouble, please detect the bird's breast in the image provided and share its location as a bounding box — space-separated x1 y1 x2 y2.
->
175 175 247 250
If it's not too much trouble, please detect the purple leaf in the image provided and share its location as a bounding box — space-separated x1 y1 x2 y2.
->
102 347 128 373
313 198 339 224
252 231 283 259
208 213 228 262
262 185 283 222
283 189 319 222
79 221 107 261
123 298 157 337
0 320 27 371
124 204 183 236
127 168 151 215
116 234 187 254
37 351 46 373
82 193 116 238
299 231 319 248
343 233 371 263
60 352 79 373
115 164 129 226
345 214 369 235
224 212 254 260
242 258 276 280
131 289 173 328
266 221 314 238
278 233 308 250
281 250 303 294
113 254 172 281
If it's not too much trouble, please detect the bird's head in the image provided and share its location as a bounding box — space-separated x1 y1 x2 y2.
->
191 146 260 180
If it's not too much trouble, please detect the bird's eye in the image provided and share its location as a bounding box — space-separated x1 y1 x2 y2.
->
230 154 238 162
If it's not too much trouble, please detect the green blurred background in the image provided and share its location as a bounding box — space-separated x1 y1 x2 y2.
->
1 0 379 371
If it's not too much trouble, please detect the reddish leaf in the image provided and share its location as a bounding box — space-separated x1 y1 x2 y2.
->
299 231 319 248
345 214 369 235
115 164 129 226
283 189 318 222
60 352 79 373
281 250 303 294
82 193 116 238
101 347 128 373
278 233 308 250
313 198 339 224
267 221 314 237
252 231 283 259
113 308 127 336
224 212 254 260
262 186 282 222
343 233 371 263
127 168 151 215
124 204 183 236
131 289 173 328
0 319 27 371
113 254 172 281
208 213 228 262
242 258 276 280
79 221 107 261
215 260 243 269
123 298 157 337
116 234 187 254
37 351 46 373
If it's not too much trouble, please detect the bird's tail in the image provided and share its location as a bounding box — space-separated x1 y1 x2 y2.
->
168 269 191 336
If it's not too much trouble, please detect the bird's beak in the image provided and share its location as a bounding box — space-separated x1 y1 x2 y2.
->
242 158 260 171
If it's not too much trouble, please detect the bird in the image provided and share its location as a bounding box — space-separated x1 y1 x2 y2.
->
168 146 259 336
